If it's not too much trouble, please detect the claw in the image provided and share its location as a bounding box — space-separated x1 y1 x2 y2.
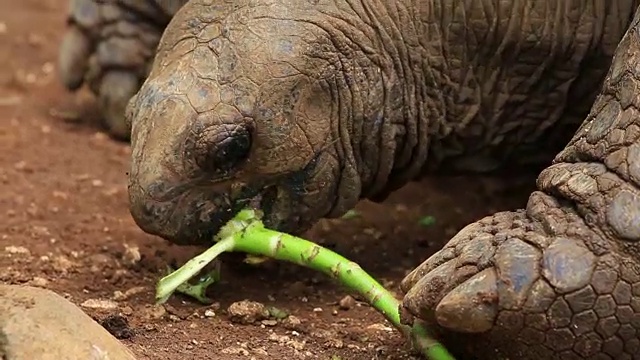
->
401 233 496 293
58 26 92 90
403 234 547 335
402 260 456 320
98 70 139 140
434 267 498 333
400 247 456 292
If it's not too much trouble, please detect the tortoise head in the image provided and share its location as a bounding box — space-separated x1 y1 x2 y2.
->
126 0 361 245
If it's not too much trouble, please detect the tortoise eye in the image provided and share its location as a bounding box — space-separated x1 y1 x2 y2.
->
195 123 252 173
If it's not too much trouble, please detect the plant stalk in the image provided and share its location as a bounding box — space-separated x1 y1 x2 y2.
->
156 209 455 360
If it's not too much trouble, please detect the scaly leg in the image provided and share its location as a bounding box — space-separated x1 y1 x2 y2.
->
401 8 640 360
58 0 187 139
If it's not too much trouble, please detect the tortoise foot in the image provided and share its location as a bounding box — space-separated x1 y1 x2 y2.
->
401 192 640 359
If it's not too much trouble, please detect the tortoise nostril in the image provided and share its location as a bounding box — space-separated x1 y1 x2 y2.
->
195 123 252 173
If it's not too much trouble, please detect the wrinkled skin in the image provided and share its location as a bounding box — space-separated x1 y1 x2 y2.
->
60 0 640 358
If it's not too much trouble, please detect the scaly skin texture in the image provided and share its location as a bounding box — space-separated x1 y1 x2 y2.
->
401 10 640 359
122 0 640 358
58 0 187 139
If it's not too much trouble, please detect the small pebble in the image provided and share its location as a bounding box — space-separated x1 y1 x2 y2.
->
112 286 146 301
227 300 269 324
13 161 29 171
51 255 75 273
338 295 356 310
41 62 54 74
220 347 250 356
122 244 141 265
282 315 305 332
121 306 134 316
28 276 49 287
80 298 118 310
140 304 167 320
366 323 393 332
4 246 30 255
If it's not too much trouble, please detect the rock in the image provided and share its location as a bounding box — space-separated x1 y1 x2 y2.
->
338 295 356 310
4 246 30 255
227 300 269 324
27 276 49 288
139 304 167 320
282 315 306 332
81 298 119 310
51 255 76 273
261 319 278 326
122 244 141 266
220 346 250 355
366 323 393 332
0 284 137 359
112 286 146 301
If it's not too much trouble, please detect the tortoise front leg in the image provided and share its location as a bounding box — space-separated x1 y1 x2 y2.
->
400 8 640 360
58 0 187 140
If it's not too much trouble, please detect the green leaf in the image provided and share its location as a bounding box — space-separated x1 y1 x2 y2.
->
341 209 360 219
418 215 436 227
267 306 289 319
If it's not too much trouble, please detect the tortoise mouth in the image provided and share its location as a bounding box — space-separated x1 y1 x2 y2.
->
129 179 284 246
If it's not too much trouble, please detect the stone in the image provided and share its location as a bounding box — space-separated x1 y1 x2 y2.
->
0 284 137 360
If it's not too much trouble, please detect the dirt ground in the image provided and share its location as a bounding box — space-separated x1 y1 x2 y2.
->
0 1 538 359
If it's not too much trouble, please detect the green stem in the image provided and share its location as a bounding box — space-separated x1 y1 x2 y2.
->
230 211 455 360
155 235 235 303
155 209 455 360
